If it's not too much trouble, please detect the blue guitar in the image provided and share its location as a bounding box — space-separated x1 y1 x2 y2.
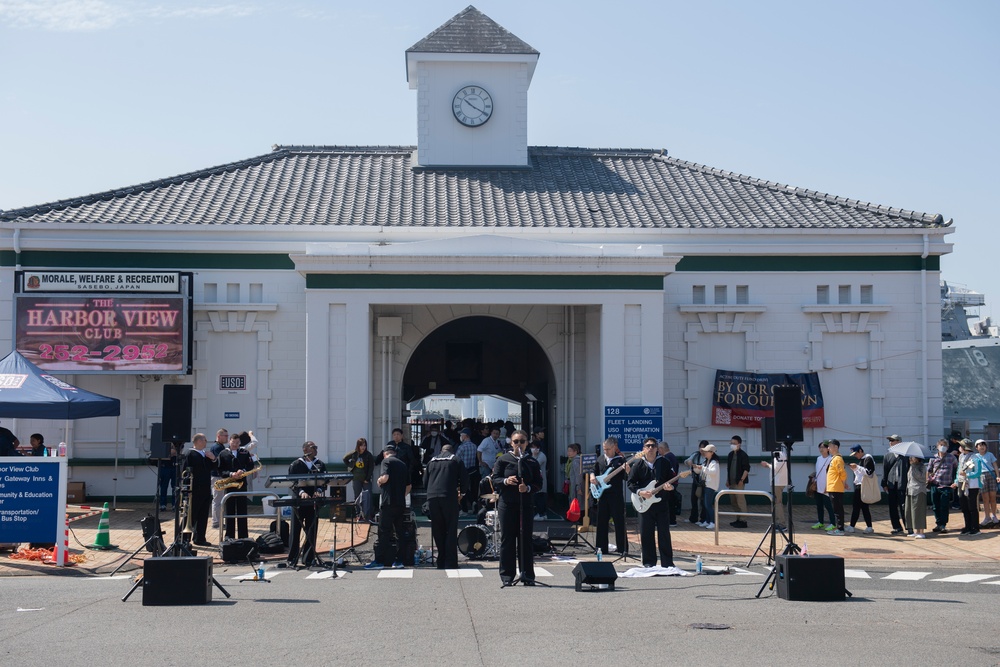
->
590 453 642 500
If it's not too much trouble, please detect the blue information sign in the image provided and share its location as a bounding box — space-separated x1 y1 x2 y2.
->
0 458 63 543
224 412 240 419
604 406 663 452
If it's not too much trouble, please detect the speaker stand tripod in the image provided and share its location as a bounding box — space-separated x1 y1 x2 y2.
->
756 440 800 598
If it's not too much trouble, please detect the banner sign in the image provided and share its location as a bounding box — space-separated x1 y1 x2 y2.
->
711 370 825 428
21 271 181 293
604 405 663 451
14 295 187 373
0 458 65 546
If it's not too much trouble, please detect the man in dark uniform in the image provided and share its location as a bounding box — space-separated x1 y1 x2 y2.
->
882 434 910 534
182 433 217 547
627 437 676 568
424 444 470 569
366 443 410 569
217 432 256 540
0 423 21 457
286 441 328 568
592 437 630 557
491 429 543 586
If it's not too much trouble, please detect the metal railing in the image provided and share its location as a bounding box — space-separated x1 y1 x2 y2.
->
218 490 284 544
712 489 774 545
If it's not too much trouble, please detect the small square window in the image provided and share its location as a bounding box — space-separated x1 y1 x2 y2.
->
817 286 829 305
692 285 706 305
736 285 749 305
860 285 873 304
838 285 851 305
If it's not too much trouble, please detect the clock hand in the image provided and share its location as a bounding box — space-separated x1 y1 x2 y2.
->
462 98 485 115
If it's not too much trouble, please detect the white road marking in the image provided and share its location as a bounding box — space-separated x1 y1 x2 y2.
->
84 575 131 581
882 571 930 581
533 567 554 577
306 570 347 579
844 569 871 579
377 569 414 579
446 569 483 578
930 574 1000 583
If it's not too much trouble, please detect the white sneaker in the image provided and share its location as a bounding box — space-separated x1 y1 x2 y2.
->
844 526 855 533
863 527 874 534
906 533 916 538
914 534 926 539
696 522 706 528
704 522 715 530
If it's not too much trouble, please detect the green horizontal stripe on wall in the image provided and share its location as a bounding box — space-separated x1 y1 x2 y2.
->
676 255 940 272
306 274 664 290
1 251 295 270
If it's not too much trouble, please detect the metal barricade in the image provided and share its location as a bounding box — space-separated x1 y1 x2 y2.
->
713 489 774 545
218 490 283 544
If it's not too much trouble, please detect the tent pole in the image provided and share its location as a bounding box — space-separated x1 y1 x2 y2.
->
112 416 120 510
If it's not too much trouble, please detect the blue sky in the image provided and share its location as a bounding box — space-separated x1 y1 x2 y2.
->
1 1 997 314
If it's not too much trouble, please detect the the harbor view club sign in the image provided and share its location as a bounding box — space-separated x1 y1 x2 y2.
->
712 370 825 428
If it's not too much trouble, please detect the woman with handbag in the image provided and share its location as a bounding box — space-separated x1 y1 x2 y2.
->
847 444 877 534
953 439 984 535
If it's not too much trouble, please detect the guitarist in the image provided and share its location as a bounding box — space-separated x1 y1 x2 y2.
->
592 437 630 557
627 437 676 568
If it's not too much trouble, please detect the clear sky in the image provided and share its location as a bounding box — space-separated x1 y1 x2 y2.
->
1 1 997 314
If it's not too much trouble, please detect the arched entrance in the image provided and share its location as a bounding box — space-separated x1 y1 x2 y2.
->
402 316 554 434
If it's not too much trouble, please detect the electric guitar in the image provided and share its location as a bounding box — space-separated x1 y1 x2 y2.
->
590 453 643 500
630 470 692 513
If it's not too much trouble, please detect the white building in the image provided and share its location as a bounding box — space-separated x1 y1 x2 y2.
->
0 6 952 500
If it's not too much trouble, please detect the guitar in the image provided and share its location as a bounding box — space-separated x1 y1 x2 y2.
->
630 470 692 513
590 453 643 500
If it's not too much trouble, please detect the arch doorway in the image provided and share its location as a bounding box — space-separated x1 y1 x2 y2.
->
401 316 554 436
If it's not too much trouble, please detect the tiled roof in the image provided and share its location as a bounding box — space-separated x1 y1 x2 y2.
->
407 5 538 55
0 146 948 229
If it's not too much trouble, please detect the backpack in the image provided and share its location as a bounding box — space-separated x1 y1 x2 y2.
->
256 531 285 554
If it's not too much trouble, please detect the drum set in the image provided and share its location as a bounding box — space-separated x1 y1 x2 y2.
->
457 492 501 560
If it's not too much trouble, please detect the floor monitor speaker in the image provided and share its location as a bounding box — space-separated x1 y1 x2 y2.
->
142 556 212 605
775 555 845 601
161 384 193 444
772 385 804 443
572 561 618 591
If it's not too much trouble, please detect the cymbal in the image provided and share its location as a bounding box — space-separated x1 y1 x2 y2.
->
480 493 499 501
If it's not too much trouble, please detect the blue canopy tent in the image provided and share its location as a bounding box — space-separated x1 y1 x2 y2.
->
0 350 122 504
0 350 121 419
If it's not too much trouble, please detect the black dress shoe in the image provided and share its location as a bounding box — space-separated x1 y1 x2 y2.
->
501 578 514 586
522 580 536 586
193 540 213 547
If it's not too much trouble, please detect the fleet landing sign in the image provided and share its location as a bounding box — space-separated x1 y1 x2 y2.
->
711 370 825 428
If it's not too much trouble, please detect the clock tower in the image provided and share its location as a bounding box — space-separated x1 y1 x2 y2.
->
405 6 539 168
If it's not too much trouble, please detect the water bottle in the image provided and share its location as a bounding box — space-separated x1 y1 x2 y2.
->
257 566 265 580
58 441 67 457
596 548 602 562
696 554 703 574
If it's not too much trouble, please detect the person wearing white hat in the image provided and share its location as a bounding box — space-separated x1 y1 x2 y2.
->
692 444 720 530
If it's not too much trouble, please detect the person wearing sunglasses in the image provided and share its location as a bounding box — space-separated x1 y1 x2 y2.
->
491 430 543 586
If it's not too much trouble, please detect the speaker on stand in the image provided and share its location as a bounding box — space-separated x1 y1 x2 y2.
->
161 384 193 445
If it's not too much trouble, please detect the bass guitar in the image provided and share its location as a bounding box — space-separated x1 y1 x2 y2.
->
590 452 643 500
630 470 692 513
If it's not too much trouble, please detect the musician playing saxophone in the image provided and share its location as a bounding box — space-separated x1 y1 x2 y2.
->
626 437 676 568
183 433 218 547
591 437 630 557
218 433 258 540
286 441 328 568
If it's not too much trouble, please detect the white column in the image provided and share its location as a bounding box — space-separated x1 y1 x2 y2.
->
304 291 331 460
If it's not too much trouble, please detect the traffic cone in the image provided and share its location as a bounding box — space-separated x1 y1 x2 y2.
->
86 502 117 550
51 518 72 565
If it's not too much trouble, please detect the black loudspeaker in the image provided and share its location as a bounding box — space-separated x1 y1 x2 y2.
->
572 561 618 591
220 538 259 564
161 384 193 444
775 555 845 601
761 417 779 453
546 526 576 542
142 556 213 606
772 385 804 443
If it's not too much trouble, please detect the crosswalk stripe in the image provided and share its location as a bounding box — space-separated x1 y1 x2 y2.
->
882 571 930 581
306 570 348 579
844 569 871 579
533 567 553 577
446 569 483 578
377 569 414 579
930 574 1000 583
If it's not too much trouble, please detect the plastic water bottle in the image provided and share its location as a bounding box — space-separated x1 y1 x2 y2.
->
696 554 703 573
801 541 809 557
596 548 602 562
58 442 67 457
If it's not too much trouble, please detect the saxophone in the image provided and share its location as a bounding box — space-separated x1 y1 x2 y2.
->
214 459 263 490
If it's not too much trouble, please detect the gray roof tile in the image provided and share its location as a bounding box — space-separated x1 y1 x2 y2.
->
407 5 538 55
0 146 948 230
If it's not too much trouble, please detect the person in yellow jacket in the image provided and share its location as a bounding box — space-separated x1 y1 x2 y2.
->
825 439 848 535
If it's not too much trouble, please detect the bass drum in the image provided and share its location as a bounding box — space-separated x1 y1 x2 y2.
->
457 524 490 559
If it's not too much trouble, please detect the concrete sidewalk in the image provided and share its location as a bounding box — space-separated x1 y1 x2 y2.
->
1 501 995 577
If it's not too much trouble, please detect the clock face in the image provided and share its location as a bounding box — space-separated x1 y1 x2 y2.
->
453 86 493 127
